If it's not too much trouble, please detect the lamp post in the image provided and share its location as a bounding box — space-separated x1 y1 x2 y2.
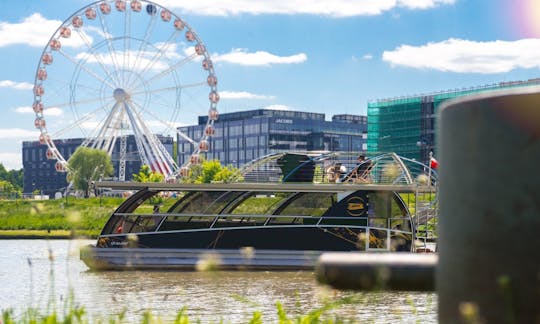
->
416 134 433 166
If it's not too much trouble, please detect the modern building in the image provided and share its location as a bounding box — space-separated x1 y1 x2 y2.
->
177 109 367 167
367 78 540 164
22 135 174 196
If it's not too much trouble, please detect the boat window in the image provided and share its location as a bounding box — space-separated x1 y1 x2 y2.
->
212 192 293 227
230 192 291 215
109 214 163 234
168 191 243 214
277 192 336 217
127 191 185 216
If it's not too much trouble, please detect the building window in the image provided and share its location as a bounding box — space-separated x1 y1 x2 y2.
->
214 140 223 150
246 137 257 147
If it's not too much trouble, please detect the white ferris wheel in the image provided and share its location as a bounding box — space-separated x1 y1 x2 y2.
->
32 0 219 181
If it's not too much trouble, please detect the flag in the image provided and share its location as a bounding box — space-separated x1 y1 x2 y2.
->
430 157 439 169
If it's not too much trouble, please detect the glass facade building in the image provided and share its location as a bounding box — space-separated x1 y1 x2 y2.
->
22 135 174 196
367 78 540 165
177 109 367 167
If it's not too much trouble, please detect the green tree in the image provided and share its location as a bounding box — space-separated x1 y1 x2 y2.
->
180 159 243 184
0 180 17 199
213 163 243 183
132 165 165 182
196 159 223 183
67 147 113 198
0 163 23 192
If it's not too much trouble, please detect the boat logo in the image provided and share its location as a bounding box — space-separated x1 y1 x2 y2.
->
346 196 367 216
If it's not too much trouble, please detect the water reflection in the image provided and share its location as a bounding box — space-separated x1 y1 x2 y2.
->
0 240 436 322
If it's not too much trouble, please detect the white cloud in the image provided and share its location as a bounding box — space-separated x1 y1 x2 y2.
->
0 128 39 139
0 13 60 47
44 107 64 116
14 106 33 114
0 80 33 90
382 38 540 74
0 152 22 170
219 91 275 100
398 0 455 9
14 106 63 116
79 121 100 130
265 104 295 111
161 0 454 17
0 13 91 48
214 49 307 66
362 54 374 60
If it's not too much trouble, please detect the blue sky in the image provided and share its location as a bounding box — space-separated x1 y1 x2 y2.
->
0 0 539 170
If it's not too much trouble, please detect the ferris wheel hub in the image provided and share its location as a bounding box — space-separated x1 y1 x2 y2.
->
113 88 130 102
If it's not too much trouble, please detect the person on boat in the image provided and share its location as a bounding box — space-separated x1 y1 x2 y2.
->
341 155 373 183
326 162 346 183
354 155 373 182
325 163 338 182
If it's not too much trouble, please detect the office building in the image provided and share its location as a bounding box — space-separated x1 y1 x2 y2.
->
177 109 367 167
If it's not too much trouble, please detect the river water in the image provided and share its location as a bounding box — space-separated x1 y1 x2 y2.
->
0 240 437 322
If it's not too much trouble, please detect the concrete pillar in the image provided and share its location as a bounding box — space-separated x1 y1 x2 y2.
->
438 86 540 323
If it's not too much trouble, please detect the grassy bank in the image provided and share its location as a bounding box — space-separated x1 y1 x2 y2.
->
0 197 124 238
0 195 276 239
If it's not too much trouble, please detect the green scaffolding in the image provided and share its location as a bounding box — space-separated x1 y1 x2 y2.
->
367 79 540 163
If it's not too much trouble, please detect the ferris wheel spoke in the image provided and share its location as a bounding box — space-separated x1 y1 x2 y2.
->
142 53 199 86
128 99 177 133
71 25 121 86
47 77 103 100
80 99 121 148
127 89 182 127
89 102 122 152
125 101 176 175
50 101 113 139
177 129 197 145
123 105 156 168
56 49 117 90
96 9 123 86
130 81 206 98
123 8 132 87
125 13 158 88
47 95 112 110
125 30 180 90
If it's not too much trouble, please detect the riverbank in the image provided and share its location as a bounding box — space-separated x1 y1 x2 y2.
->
0 229 97 239
0 197 123 238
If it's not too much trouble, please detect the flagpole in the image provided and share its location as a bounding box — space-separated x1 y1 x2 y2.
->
428 151 433 188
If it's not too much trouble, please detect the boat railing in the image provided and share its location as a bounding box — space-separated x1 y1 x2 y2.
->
109 212 411 233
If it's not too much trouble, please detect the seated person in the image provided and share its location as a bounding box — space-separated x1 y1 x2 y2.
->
343 155 373 183
326 163 343 183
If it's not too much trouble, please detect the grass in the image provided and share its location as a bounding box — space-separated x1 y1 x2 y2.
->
0 197 123 238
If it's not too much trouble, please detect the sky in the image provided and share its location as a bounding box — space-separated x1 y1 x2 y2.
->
1 0 539 170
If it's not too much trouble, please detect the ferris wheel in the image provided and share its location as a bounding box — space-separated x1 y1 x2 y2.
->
32 0 219 181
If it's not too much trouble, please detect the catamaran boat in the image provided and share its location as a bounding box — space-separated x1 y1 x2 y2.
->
81 152 438 270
